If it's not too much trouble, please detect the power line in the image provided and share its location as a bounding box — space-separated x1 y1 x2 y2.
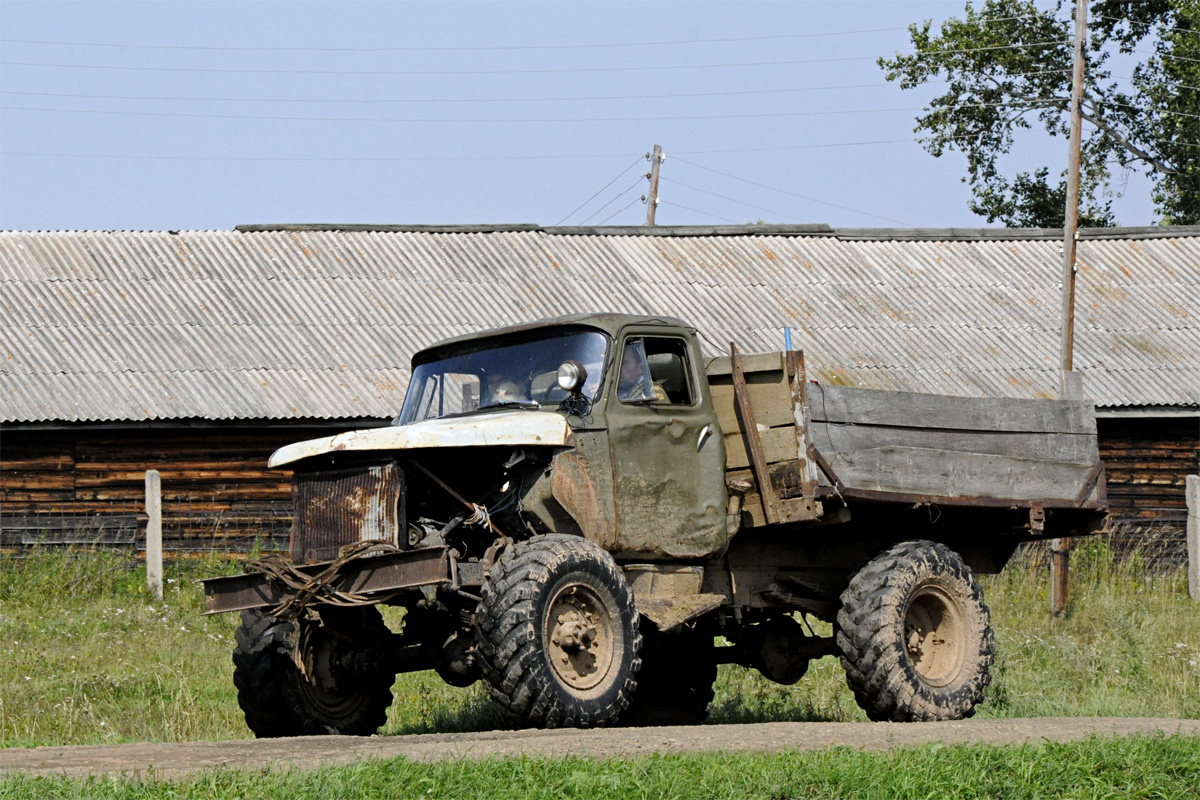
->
657 200 741 225
0 70 1069 107
0 43 1067 78
0 138 936 163
672 156 912 225
556 157 645 225
597 196 646 226
0 103 934 123
0 150 638 163
658 177 807 223
1 99 1064 124
1094 14 1200 40
0 82 904 105
1100 99 1200 121
0 17 1038 53
0 27 915 53
1134 47 1200 65
578 177 646 225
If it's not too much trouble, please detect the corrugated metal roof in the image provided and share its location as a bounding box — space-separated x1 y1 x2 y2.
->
1 225 1196 423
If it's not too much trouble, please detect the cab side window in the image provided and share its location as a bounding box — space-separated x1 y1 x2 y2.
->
617 336 693 405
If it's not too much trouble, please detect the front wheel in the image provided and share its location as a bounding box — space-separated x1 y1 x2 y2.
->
232 606 395 737
474 534 641 728
836 540 993 722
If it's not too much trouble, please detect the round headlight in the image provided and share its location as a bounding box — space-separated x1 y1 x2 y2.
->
557 360 587 393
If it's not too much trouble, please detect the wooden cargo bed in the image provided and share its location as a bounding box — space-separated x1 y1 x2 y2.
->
706 350 1105 530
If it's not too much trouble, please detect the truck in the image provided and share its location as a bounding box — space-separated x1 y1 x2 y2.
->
202 313 1107 735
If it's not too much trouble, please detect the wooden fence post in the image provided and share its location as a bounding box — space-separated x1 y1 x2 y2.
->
1187 474 1198 601
146 470 163 600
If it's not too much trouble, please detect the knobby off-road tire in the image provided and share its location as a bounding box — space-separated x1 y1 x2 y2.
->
836 540 993 722
474 534 642 728
620 626 717 727
232 606 395 737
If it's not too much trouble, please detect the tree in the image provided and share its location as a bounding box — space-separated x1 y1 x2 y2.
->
880 0 1200 226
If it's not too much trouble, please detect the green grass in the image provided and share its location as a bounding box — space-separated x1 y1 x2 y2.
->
2 735 1199 799
1 538 1197 749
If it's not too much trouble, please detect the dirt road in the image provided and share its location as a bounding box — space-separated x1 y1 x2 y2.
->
2 718 1198 780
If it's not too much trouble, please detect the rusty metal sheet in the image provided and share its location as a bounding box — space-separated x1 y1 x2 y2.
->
551 433 618 550
291 461 402 562
202 546 450 615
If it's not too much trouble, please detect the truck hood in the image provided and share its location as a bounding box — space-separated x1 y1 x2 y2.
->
268 411 572 468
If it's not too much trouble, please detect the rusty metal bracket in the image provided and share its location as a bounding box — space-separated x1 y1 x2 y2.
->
784 349 819 510
202 546 451 615
1030 506 1046 533
729 342 784 525
1074 461 1105 507
807 445 845 502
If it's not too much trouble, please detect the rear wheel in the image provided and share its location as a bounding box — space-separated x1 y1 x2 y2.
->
474 534 641 728
232 606 395 737
836 540 993 722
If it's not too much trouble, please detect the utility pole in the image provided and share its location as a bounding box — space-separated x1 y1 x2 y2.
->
644 144 663 225
1052 0 1087 617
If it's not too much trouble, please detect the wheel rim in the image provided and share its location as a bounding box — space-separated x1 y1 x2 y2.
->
546 582 615 691
296 620 366 719
903 585 967 687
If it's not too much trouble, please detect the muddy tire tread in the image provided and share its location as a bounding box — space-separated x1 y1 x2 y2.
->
232 607 394 738
836 540 993 722
475 534 641 729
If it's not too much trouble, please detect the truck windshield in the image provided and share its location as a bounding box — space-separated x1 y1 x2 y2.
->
397 330 609 424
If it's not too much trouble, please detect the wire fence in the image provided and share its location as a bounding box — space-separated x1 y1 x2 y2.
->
1013 517 1191 574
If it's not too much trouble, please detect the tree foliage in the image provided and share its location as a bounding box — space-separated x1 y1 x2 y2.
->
880 0 1200 226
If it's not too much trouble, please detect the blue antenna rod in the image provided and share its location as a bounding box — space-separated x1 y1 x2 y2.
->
784 326 793 351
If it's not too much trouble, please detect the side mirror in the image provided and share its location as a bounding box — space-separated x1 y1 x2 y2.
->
557 360 587 395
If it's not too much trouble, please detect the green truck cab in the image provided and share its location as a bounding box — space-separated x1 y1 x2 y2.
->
204 313 1106 734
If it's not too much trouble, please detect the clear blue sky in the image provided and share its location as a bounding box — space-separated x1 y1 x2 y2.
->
0 0 1155 231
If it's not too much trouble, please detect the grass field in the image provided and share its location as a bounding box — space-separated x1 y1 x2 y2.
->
0 538 1197 749
2 735 1199 799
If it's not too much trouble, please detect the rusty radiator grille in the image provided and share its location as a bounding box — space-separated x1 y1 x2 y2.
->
290 461 403 564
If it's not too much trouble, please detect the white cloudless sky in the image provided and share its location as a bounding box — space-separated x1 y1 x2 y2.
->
0 0 1157 231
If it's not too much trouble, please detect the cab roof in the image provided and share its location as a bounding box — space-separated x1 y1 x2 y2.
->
412 313 692 365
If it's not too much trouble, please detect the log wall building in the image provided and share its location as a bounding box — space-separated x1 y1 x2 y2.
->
2 224 1197 560
0 423 385 554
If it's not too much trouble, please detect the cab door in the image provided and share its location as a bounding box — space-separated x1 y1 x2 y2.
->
605 329 728 559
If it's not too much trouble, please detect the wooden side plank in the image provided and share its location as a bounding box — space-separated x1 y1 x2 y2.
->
809 383 1096 435
820 446 1098 503
706 352 785 377
809 422 1098 466
709 376 796 431
723 426 801 470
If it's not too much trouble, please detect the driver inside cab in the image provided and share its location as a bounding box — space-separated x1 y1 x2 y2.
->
616 339 668 403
